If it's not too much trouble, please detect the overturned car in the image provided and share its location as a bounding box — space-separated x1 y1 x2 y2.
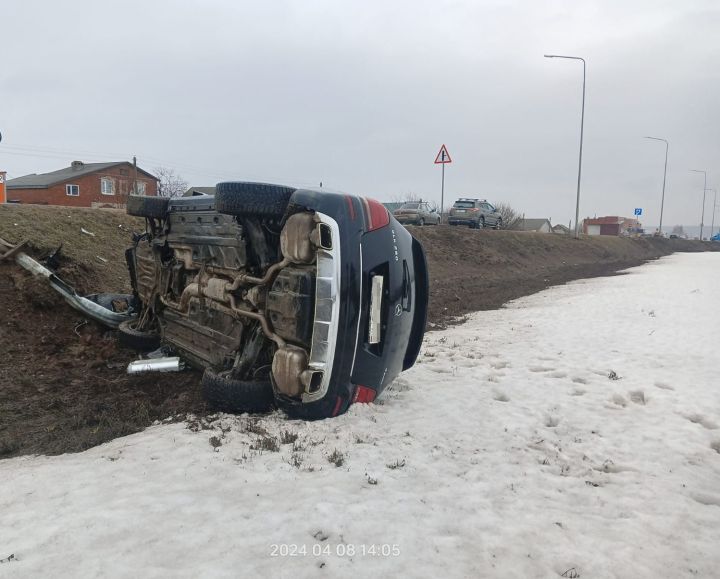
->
121 183 428 419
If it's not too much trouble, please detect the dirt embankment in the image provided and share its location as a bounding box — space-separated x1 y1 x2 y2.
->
0 205 717 459
411 226 717 327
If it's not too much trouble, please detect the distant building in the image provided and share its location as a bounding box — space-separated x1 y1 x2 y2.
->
517 218 552 233
184 186 216 197
552 224 571 235
582 216 641 236
6 161 158 208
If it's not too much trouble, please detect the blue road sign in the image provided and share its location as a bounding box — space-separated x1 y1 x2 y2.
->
634 208 642 216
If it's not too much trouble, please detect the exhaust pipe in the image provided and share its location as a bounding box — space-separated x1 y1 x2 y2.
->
127 357 184 374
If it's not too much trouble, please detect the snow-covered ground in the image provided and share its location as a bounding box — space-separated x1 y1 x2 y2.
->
2 253 719 579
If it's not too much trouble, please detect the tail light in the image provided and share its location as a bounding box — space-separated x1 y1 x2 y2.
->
362 198 390 231
468 208 480 212
353 385 377 403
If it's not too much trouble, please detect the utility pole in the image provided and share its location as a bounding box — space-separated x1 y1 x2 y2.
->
690 170 707 240
544 54 586 239
643 137 669 235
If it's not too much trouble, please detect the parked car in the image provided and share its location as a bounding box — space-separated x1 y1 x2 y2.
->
448 198 502 229
122 183 429 419
393 201 440 226
711 232 720 242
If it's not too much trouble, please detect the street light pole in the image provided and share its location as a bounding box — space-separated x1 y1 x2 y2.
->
643 137 669 235
707 189 717 237
690 169 707 240
545 54 585 239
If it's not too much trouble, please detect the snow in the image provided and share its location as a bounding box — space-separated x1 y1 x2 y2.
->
2 253 720 579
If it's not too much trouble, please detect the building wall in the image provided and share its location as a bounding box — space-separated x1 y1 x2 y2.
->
8 164 157 207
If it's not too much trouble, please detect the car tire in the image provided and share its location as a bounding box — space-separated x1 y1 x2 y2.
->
418 218 425 226
126 195 169 219
495 218 503 230
215 182 295 218
118 319 161 351
201 368 275 413
479 218 486 229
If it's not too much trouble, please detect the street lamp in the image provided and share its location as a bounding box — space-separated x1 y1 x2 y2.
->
690 169 707 240
643 137 669 235
707 189 717 237
544 54 586 239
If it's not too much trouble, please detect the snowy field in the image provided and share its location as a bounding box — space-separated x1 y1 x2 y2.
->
2 253 719 579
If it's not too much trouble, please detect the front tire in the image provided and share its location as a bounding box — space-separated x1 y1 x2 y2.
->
495 218 503 230
201 368 274 413
215 182 295 218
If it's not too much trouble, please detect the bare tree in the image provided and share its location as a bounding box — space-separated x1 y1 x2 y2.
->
494 202 523 230
155 167 188 198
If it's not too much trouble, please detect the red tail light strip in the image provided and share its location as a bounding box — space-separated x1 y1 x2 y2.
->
361 197 390 231
353 385 377 404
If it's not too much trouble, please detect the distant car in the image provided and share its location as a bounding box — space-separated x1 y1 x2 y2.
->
448 198 502 229
711 232 720 242
669 234 679 239
122 183 429 419
393 202 440 226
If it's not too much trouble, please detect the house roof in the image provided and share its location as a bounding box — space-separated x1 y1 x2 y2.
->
184 186 217 197
7 161 157 189
552 224 571 233
517 218 551 231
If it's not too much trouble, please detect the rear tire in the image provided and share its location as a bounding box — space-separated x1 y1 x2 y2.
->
126 195 169 219
201 368 274 413
215 182 295 218
479 218 485 229
418 218 425 226
118 319 161 351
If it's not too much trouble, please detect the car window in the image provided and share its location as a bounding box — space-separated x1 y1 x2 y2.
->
486 204 495 212
400 203 420 210
454 200 476 208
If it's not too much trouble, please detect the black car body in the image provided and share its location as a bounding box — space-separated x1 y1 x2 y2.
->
123 183 428 419
448 198 502 229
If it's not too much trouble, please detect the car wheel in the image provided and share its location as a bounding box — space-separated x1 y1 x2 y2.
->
215 182 295 218
201 368 275 413
495 218 502 230
117 319 161 351
479 218 485 229
126 195 169 219
419 218 425 226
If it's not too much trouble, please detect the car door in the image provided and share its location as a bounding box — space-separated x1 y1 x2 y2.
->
485 203 499 226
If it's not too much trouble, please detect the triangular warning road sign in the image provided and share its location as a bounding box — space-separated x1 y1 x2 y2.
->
434 144 452 164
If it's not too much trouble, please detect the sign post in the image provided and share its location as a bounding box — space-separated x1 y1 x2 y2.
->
434 144 452 223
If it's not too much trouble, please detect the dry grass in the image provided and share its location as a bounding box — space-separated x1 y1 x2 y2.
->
0 204 144 292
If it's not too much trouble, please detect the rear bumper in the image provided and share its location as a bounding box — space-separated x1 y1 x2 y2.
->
394 215 422 225
448 217 477 225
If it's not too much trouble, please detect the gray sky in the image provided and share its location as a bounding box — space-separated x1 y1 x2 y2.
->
2 0 719 227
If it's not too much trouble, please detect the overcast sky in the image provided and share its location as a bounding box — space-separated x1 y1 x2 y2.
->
2 0 719 227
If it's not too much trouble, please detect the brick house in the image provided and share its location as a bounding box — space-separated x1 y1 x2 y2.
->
6 161 158 207
582 216 642 236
